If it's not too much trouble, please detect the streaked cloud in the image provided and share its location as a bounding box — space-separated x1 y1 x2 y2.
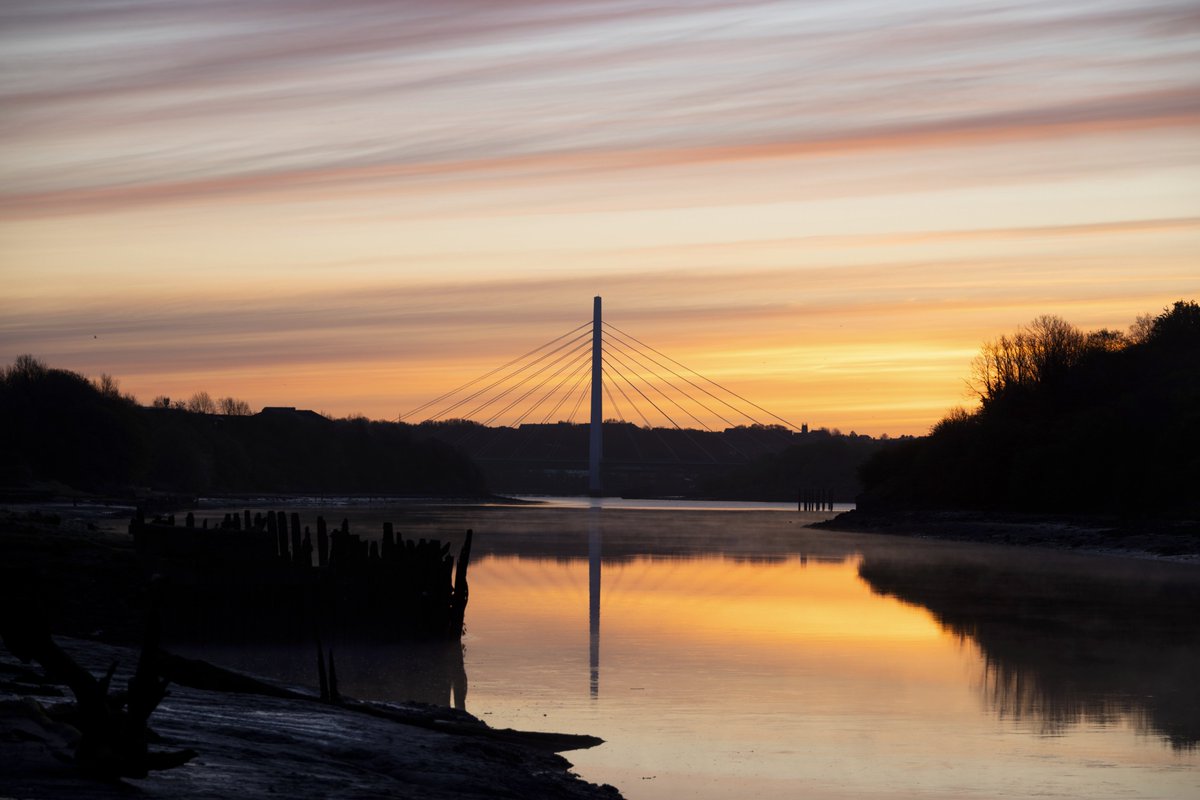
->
2 0 1198 433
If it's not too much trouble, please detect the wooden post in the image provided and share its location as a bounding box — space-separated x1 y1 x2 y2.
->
301 529 313 568
290 513 302 566
450 529 473 637
317 517 328 567
316 639 329 702
382 522 395 561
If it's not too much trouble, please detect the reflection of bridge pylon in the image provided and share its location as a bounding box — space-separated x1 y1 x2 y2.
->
589 502 601 698
400 296 805 497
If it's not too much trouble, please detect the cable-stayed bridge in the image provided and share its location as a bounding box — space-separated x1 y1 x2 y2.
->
401 297 807 496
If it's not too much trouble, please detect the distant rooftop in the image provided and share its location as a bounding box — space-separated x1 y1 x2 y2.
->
257 406 329 422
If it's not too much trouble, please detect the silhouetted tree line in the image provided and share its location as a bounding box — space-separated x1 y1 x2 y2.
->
858 300 1200 514
0 357 484 496
700 428 893 502
150 391 253 416
415 418 885 498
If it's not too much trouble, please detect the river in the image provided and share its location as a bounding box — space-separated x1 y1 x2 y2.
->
186 498 1199 799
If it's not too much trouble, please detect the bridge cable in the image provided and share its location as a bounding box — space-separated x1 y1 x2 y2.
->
603 323 796 456
601 359 684 462
567 378 589 424
510 350 593 430
602 330 741 429
603 323 768 429
479 343 593 429
494 352 595 460
419 327 592 423
602 380 626 424
601 347 721 463
604 322 804 432
400 319 590 421
602 335 752 462
602 365 679 462
602 381 646 461
451 338 592 451
603 338 720 432
540 359 593 425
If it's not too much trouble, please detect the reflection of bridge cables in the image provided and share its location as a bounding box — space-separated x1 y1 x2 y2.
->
603 321 803 432
400 320 591 421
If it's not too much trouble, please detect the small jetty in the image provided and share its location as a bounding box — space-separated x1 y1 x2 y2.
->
130 509 472 642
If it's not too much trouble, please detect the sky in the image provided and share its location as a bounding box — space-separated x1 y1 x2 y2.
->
2 0 1198 436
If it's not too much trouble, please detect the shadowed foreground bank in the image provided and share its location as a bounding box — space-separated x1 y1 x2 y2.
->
0 508 622 799
0 637 620 800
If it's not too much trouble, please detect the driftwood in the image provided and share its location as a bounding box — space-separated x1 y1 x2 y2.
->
0 585 196 779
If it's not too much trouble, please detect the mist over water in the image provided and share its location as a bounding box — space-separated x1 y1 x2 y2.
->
186 502 1199 799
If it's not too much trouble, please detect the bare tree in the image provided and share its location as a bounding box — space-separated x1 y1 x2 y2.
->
4 354 47 382
185 391 216 414
217 396 253 416
1128 313 1155 345
94 373 120 396
970 315 1086 402
1085 328 1125 353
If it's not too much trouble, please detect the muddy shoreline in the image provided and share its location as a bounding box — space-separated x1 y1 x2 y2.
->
812 508 1200 562
0 637 621 799
0 505 623 799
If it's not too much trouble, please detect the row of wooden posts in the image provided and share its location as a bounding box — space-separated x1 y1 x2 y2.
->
798 488 836 512
131 509 473 642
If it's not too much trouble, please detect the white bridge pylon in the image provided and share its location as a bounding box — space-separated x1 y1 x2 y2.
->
399 297 804 496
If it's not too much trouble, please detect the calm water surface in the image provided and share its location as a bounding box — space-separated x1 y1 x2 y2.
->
189 499 1199 799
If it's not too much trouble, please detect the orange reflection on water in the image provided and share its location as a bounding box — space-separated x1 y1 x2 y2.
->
468 553 968 688
466 550 991 799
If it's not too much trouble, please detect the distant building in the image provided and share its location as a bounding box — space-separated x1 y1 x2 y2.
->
257 406 329 423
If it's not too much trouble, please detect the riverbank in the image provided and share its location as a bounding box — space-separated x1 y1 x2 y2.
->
0 506 623 799
0 637 621 800
812 509 1200 562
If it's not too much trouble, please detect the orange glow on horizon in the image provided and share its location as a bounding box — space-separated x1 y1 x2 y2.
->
2 2 1198 436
